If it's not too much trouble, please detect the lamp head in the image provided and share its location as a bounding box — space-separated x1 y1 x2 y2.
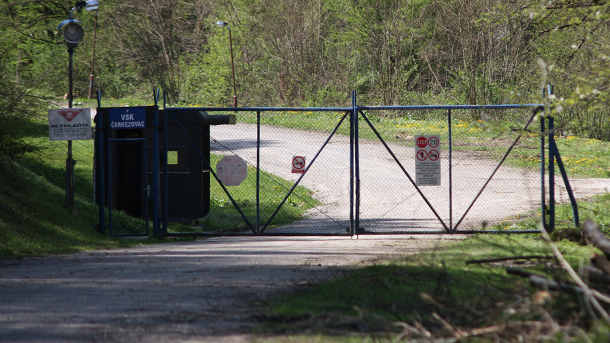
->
216 21 230 28
57 19 86 44
74 0 99 11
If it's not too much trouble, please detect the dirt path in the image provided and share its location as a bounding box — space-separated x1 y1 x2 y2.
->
0 236 456 343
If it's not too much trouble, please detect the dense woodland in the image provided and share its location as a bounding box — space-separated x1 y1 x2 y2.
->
1 0 609 158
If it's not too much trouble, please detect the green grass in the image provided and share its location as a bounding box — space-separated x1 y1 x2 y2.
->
257 234 606 341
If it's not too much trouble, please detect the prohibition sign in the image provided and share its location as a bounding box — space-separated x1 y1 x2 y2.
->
416 150 428 161
428 149 440 161
428 136 440 148
292 156 306 174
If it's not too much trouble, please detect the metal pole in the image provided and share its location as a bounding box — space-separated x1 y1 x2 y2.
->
257 111 261 234
448 109 453 231
153 90 161 238
228 28 237 107
349 91 355 235
540 112 546 229
549 115 555 232
353 91 360 235
66 46 76 210
88 13 98 99
96 90 105 234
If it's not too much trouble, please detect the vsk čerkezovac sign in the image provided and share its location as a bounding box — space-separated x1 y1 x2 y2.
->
415 135 441 186
48 108 92 141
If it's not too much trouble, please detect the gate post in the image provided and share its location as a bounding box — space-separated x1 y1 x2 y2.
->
152 90 162 238
448 109 453 231
95 90 105 234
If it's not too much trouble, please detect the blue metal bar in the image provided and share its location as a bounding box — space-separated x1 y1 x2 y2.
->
257 111 261 234
541 115 546 230
107 139 113 236
359 110 450 232
357 104 542 111
95 90 105 234
169 107 351 112
349 95 355 236
144 138 149 236
152 90 161 238
162 92 168 236
549 115 556 232
165 229 540 237
448 109 453 231
167 111 256 233
261 112 350 233
166 104 543 113
353 91 361 235
550 138 581 228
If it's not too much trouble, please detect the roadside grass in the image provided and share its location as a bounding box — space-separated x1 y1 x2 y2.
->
255 233 605 342
255 195 610 342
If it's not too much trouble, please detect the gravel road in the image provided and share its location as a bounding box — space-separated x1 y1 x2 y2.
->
0 236 455 343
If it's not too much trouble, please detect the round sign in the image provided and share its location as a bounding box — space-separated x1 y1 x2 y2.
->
416 136 428 148
416 150 428 161
217 155 247 186
428 149 440 161
292 156 306 174
428 137 440 148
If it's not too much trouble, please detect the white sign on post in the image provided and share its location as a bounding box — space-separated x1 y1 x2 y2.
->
415 135 441 186
48 108 92 141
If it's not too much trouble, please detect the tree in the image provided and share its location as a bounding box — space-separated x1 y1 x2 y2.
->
105 0 215 103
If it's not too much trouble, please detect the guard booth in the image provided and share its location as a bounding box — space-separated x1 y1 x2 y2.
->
94 106 235 236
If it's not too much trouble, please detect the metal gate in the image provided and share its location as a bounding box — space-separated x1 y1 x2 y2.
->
97 90 579 237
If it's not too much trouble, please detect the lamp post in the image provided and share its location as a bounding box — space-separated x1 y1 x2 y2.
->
57 0 99 209
216 21 237 107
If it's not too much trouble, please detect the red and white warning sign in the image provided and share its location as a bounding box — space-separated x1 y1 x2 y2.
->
292 156 306 174
415 135 441 186
48 108 92 141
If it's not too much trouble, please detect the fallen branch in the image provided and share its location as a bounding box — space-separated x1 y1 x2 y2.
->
540 222 610 326
466 255 555 265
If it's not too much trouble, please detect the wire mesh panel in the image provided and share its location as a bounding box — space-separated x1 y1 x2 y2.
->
210 110 352 235
356 107 541 233
107 139 149 236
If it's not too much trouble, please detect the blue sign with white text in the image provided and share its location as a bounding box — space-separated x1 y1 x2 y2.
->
109 107 146 129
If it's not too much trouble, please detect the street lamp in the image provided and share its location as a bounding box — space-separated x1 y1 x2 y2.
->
57 0 99 209
216 21 237 107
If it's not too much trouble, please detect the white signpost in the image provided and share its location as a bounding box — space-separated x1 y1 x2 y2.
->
48 108 92 141
415 135 441 186
217 155 248 186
